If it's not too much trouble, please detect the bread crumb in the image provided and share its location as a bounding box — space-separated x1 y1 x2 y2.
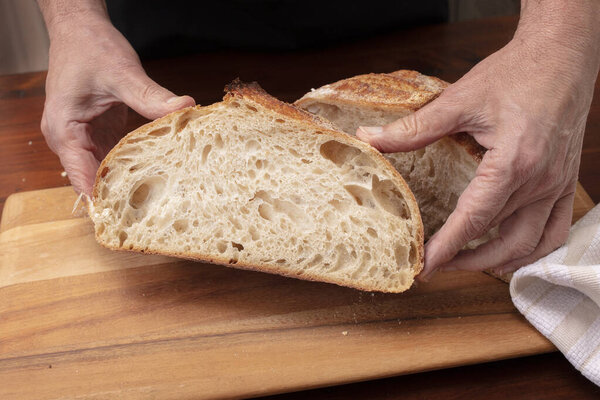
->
342 331 348 336
61 171 67 178
28 141 32 146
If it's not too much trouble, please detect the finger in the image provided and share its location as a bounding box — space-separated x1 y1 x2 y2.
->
89 103 129 160
438 197 554 271
491 192 574 275
109 66 195 120
418 153 515 280
50 121 100 196
59 147 100 196
356 94 465 153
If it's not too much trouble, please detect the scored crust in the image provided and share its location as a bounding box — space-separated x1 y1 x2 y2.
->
90 80 425 292
295 70 486 162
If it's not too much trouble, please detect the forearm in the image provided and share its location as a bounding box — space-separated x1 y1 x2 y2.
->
516 0 600 74
37 0 110 37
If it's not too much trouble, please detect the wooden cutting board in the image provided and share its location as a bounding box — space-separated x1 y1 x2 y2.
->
0 184 595 399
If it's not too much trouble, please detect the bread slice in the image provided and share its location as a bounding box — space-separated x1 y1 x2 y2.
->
89 80 424 293
295 70 485 239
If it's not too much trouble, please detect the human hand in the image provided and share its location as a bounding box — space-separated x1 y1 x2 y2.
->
40 8 195 195
357 3 600 280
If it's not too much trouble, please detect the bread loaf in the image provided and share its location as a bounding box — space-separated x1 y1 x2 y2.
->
295 70 486 239
89 80 424 293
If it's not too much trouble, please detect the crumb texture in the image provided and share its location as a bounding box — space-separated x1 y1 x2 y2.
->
301 101 477 238
91 93 423 293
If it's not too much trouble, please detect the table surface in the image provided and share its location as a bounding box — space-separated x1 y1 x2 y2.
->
1 15 599 399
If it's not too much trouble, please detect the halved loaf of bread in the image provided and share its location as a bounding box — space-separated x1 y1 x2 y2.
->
295 70 486 239
89 80 424 293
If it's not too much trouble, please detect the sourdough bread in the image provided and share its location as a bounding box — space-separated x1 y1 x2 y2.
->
295 70 486 239
89 80 424 293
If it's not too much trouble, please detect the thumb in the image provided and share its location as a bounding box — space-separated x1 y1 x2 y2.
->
111 66 195 120
356 96 464 153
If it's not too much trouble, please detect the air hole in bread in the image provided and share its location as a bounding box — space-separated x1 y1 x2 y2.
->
214 134 224 149
129 177 165 210
118 231 128 247
216 241 227 253
332 244 353 272
200 145 212 164
189 135 196 152
101 185 109 199
231 242 244 251
129 163 143 173
100 167 109 178
258 203 275 221
249 226 259 241
340 221 349 233
118 147 142 157
245 140 261 152
306 254 324 269
366 227 378 238
248 170 256 179
371 176 410 219
394 243 409 267
172 219 188 233
323 210 336 226
246 105 258 112
289 148 301 158
319 140 361 167
409 242 418 265
275 118 285 123
228 216 242 230
344 185 376 208
329 198 349 213
126 136 152 144
255 159 266 169
148 126 171 137
175 161 182 168
176 110 205 134
276 259 286 264
97 223 105 236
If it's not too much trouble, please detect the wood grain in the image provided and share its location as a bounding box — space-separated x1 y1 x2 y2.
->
0 182 593 399
1 14 599 400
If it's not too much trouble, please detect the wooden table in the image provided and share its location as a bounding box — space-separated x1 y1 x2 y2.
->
1 15 599 399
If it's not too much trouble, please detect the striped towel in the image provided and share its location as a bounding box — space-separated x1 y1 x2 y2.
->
511 203 600 386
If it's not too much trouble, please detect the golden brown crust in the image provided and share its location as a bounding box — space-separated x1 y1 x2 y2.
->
91 79 424 293
225 78 342 133
295 70 486 163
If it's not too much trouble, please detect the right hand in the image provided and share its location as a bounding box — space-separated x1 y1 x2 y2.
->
41 13 195 195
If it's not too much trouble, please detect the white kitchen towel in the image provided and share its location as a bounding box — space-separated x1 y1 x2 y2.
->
510 203 600 386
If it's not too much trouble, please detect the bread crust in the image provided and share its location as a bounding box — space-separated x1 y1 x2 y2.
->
295 70 486 162
90 80 424 293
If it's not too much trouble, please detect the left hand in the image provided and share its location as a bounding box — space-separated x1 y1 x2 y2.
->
357 26 599 280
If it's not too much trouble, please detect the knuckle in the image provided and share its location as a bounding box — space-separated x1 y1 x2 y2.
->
462 212 488 240
509 240 537 259
140 82 162 101
391 113 420 139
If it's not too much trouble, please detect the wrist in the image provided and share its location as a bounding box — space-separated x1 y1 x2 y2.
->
514 0 600 65
38 0 111 39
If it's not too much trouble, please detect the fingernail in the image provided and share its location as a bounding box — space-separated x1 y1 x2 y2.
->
166 96 182 104
358 126 383 137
